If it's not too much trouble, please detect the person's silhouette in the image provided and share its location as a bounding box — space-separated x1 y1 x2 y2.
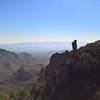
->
72 40 77 51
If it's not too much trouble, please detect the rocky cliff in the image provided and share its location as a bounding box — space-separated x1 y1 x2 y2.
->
38 40 100 100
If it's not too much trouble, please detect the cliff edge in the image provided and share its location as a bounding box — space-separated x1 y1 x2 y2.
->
37 40 100 100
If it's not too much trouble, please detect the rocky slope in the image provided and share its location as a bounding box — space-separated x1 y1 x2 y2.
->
38 40 100 100
9 64 44 82
0 48 37 82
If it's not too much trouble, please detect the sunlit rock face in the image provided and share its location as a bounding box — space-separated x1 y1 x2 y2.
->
39 40 100 100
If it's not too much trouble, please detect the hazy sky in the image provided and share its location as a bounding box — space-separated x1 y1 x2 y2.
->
0 0 100 43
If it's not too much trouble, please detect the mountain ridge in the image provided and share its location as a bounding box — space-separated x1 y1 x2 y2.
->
36 40 100 100
0 48 39 82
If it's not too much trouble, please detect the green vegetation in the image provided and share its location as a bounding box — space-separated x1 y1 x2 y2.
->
0 79 45 100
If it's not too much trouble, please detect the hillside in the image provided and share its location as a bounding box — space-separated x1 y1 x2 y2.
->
34 40 100 100
0 48 39 82
0 48 21 81
9 64 44 83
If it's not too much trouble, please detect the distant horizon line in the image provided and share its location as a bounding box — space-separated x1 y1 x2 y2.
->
0 41 88 45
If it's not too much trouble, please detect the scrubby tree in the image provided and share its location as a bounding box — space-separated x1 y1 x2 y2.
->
31 81 44 100
9 92 15 100
15 89 27 100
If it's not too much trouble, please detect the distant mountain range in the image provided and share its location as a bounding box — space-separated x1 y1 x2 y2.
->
0 48 44 82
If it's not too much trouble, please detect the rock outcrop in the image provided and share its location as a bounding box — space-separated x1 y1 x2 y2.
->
39 40 100 100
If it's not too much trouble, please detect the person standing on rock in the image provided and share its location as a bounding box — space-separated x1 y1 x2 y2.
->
72 40 77 51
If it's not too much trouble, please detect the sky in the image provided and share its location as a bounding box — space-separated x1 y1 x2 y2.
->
0 0 100 44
